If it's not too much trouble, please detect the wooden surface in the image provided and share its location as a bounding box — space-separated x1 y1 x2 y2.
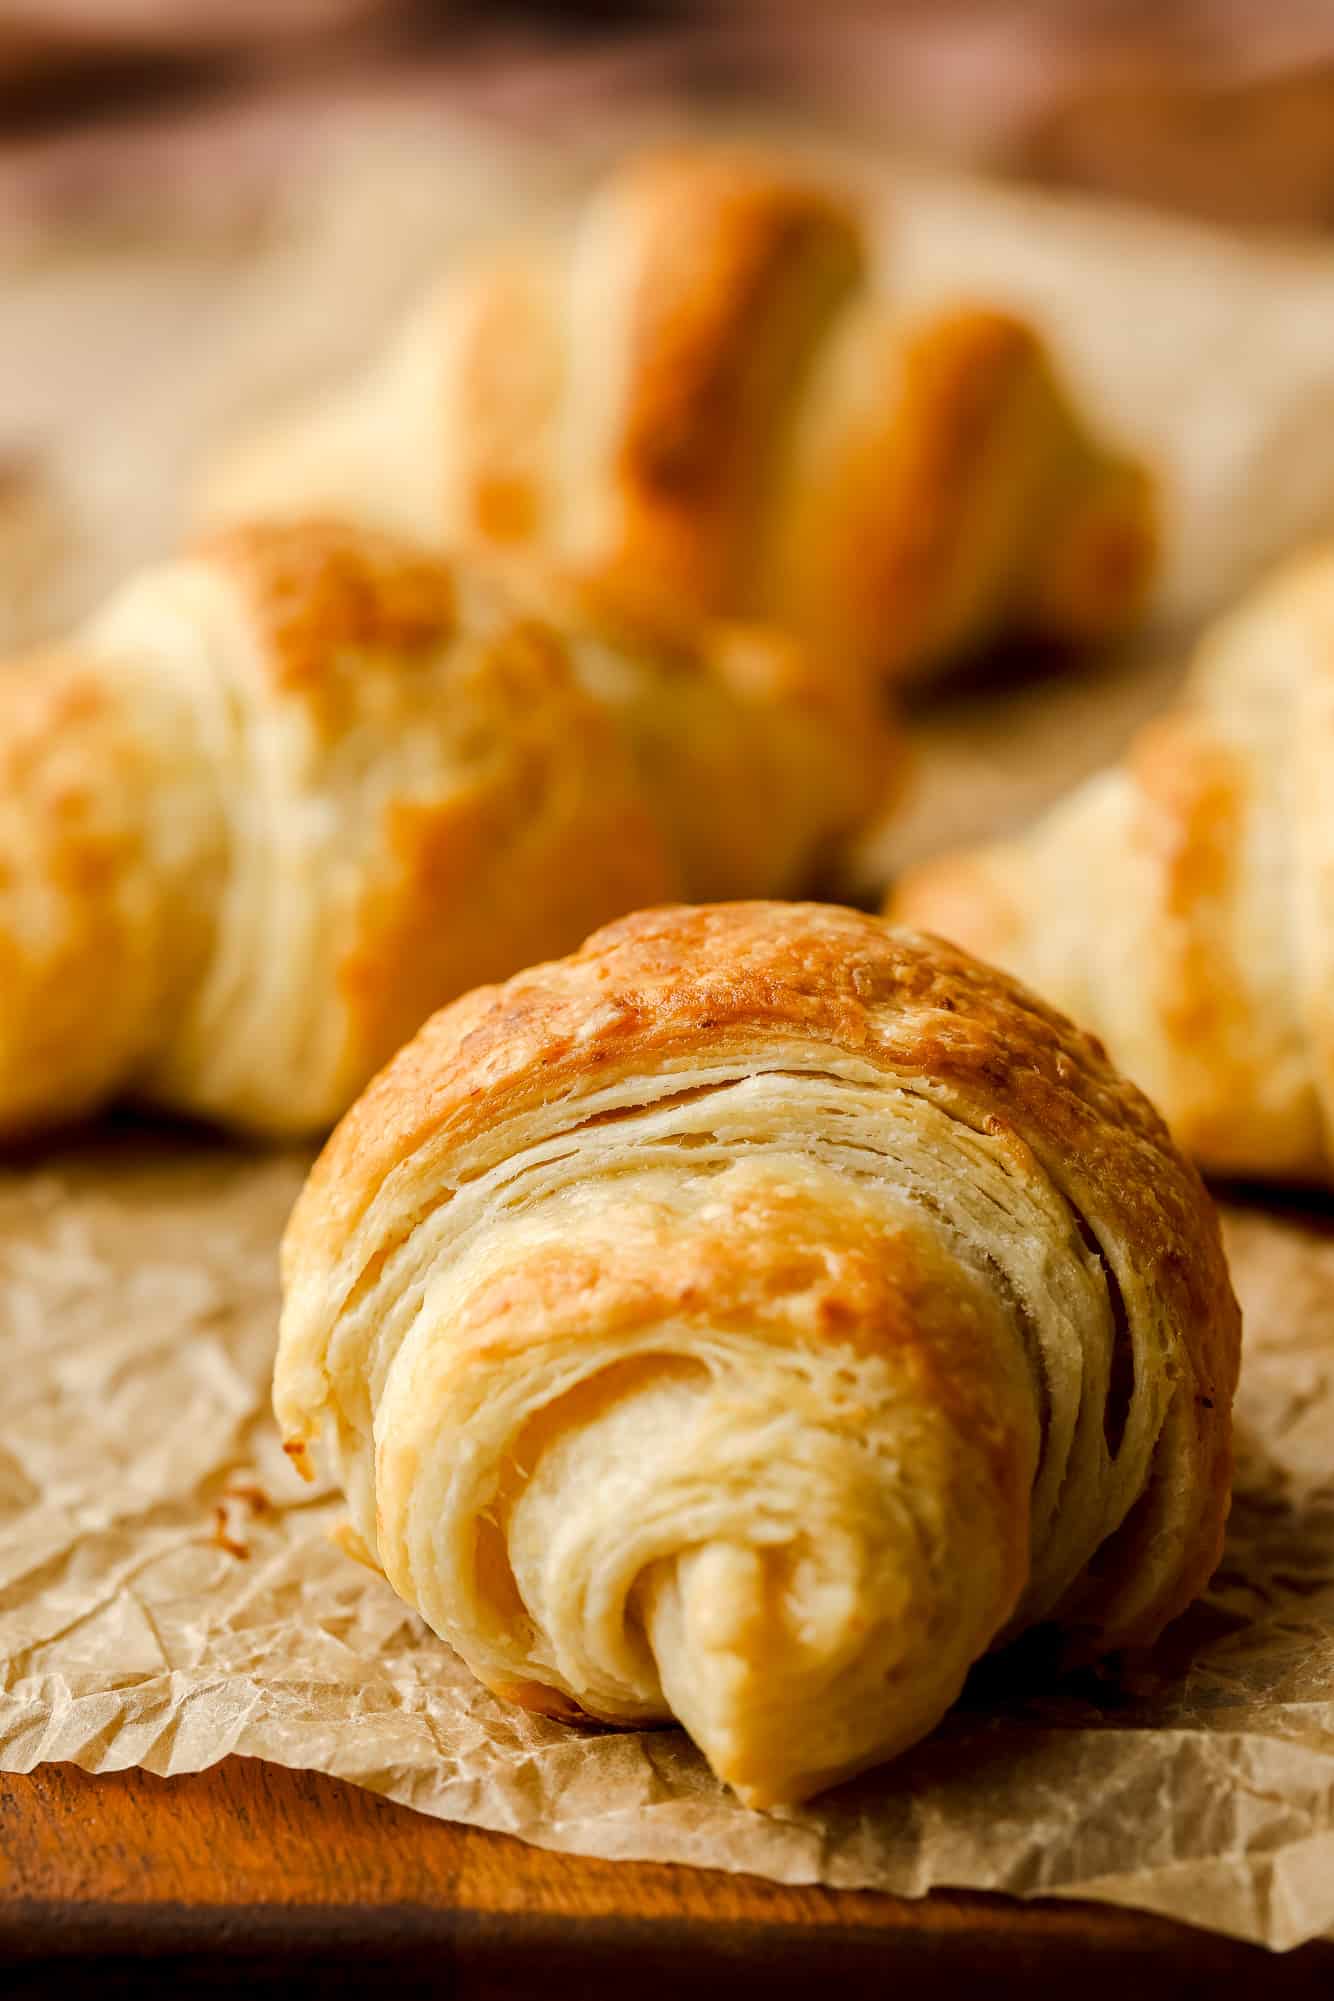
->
0 1760 1330 1998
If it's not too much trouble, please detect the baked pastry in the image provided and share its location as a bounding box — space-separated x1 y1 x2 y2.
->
0 523 884 1141
891 546 1334 1183
199 146 1156 690
275 902 1238 1807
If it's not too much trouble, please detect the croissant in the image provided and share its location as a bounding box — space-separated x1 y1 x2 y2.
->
891 546 1334 1183
0 522 886 1141
275 902 1238 1807
199 146 1156 691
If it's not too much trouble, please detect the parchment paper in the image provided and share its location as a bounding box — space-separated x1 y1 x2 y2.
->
0 1134 1331 1951
1 111 1334 1953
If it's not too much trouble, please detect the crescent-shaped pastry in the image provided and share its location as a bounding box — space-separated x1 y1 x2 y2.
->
891 545 1334 1183
0 524 887 1139
275 902 1238 1806
200 146 1155 690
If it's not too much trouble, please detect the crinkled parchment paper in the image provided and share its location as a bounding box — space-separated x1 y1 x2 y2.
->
0 1134 1331 1950
1 113 1333 1954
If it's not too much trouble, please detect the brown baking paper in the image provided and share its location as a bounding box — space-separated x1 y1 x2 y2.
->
2 110 1334 1954
0 1130 1331 1951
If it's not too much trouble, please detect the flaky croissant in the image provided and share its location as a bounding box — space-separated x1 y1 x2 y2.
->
0 523 885 1141
200 146 1156 691
892 546 1334 1184
275 902 1238 1807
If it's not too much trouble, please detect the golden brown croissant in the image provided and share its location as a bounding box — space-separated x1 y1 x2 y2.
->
199 147 1156 690
0 523 886 1141
891 546 1334 1183
275 902 1238 1807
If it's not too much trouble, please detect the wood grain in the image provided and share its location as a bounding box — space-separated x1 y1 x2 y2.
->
1 1760 1332 1999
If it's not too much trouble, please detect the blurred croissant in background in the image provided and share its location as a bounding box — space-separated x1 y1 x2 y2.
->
0 520 888 1141
892 545 1334 1185
200 146 1157 693
276 903 1239 1806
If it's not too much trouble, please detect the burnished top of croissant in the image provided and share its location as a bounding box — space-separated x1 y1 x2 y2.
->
556 146 864 620
298 901 1184 1193
200 518 459 693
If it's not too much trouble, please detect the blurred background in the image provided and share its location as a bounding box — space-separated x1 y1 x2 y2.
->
5 0 1334 864
5 0 1334 233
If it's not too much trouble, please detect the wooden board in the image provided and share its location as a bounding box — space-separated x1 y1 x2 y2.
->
2 1760 1332 1998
